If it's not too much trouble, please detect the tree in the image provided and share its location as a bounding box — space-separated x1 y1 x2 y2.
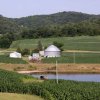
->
53 41 64 51
21 48 30 56
37 40 43 51
0 36 11 48
16 47 22 53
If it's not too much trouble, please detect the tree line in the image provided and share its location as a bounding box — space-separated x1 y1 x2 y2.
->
0 19 100 48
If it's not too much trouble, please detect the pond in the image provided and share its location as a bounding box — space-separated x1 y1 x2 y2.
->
32 74 100 82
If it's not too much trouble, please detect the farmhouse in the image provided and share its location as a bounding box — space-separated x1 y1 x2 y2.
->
44 45 61 57
9 52 21 58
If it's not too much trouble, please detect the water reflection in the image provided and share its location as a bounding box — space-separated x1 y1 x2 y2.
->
32 74 100 82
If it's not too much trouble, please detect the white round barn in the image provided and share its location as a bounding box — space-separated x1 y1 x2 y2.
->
44 45 61 58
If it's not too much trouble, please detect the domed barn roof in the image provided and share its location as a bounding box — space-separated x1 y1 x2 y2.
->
45 45 60 52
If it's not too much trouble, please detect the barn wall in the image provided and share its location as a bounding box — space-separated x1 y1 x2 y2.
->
44 51 60 57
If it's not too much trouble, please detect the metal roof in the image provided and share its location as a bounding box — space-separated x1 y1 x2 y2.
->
45 45 60 52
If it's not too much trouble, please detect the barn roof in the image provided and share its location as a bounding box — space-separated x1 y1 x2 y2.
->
45 45 60 52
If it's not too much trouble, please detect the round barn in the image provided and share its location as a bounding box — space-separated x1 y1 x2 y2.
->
44 45 61 58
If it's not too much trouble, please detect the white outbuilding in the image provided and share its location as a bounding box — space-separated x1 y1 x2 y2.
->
44 45 61 58
32 53 40 59
9 52 21 58
39 51 44 57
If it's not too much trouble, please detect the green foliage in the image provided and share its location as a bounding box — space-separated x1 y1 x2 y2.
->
16 47 22 53
21 48 30 56
0 15 21 34
0 55 27 64
53 41 64 51
0 69 100 100
14 11 99 29
31 48 39 53
0 33 17 48
37 40 43 51
1 12 100 39
40 80 100 100
1 12 100 48
0 69 54 100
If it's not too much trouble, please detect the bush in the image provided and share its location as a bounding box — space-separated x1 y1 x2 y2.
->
21 48 30 56
53 41 64 51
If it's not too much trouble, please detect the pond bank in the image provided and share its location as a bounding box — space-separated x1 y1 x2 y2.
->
17 63 100 74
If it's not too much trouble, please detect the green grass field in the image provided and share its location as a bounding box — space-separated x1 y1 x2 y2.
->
0 93 43 100
10 36 100 51
42 52 100 63
0 55 27 64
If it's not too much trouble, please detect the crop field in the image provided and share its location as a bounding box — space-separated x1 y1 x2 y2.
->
10 36 100 51
0 69 100 100
0 55 27 64
42 52 100 64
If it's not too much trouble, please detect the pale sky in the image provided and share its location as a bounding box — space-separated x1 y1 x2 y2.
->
0 0 100 18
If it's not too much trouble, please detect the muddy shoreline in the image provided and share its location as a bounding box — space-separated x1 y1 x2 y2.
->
17 70 100 74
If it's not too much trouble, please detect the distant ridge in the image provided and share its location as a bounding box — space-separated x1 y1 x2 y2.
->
0 11 100 34
13 11 100 28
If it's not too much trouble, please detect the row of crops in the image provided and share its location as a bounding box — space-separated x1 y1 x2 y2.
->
11 36 100 51
0 55 27 64
0 69 53 100
0 69 100 100
42 52 100 63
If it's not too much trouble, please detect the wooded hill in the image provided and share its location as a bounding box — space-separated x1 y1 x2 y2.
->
13 11 100 29
0 15 22 34
0 11 100 34
0 11 100 48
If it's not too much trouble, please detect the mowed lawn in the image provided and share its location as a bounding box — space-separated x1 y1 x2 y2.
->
10 36 100 51
0 93 43 100
42 52 100 64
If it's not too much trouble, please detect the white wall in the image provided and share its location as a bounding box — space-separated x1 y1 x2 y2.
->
44 51 60 57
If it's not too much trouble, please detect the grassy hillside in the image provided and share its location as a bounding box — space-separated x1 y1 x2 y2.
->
11 36 100 51
0 93 43 100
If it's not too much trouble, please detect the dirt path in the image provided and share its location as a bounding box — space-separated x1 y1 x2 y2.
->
64 50 100 53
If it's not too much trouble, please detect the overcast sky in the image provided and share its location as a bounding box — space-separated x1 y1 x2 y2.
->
0 0 100 18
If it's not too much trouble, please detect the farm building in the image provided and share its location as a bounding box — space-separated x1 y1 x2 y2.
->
28 53 40 62
9 52 21 58
44 45 61 57
39 51 44 57
28 56 33 60
32 53 40 59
